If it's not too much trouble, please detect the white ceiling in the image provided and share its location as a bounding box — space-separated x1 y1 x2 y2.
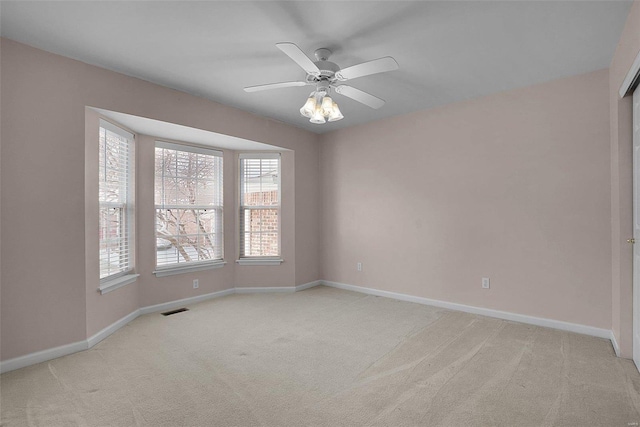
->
1 1 632 134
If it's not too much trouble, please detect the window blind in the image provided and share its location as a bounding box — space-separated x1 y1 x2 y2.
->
155 141 224 268
99 119 134 280
239 153 281 258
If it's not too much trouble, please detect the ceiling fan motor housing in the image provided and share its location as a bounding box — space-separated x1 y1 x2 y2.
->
310 48 340 80
315 60 339 75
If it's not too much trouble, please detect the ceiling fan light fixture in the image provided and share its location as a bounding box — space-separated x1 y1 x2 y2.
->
245 43 398 125
300 94 316 118
328 101 344 122
310 104 326 124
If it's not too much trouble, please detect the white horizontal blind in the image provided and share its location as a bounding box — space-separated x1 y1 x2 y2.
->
155 141 224 268
239 154 281 258
99 120 134 280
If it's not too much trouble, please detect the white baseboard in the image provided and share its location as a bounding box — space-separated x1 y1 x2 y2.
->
610 330 621 357
87 309 141 348
139 288 235 315
0 340 88 374
234 280 322 294
321 280 613 341
235 286 295 294
295 280 322 291
0 283 323 374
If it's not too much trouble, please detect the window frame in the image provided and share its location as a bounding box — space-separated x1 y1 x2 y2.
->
153 140 226 276
98 119 137 290
237 152 283 264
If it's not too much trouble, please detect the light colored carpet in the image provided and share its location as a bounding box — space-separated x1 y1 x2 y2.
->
1 285 640 426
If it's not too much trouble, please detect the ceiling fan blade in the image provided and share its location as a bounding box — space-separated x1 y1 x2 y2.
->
276 42 320 75
244 81 308 93
335 57 399 81
334 85 385 109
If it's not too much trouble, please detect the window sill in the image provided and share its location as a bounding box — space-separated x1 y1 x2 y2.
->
236 258 284 266
153 261 226 277
99 274 140 295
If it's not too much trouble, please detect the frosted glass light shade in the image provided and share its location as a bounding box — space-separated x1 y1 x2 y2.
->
321 96 334 116
299 95 316 118
310 105 326 124
328 102 344 122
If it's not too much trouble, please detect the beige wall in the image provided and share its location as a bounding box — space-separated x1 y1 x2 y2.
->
1 39 320 360
2 39 88 359
320 69 612 329
610 0 640 358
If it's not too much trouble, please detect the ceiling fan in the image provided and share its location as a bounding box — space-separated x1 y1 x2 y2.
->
244 43 399 124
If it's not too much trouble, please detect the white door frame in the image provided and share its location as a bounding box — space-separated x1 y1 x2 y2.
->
633 89 640 370
622 49 640 371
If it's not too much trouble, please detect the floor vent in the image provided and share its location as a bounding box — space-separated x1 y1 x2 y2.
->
161 308 189 316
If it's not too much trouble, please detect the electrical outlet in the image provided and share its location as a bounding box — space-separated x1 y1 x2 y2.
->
482 277 490 289
357 262 362 272
193 279 199 289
